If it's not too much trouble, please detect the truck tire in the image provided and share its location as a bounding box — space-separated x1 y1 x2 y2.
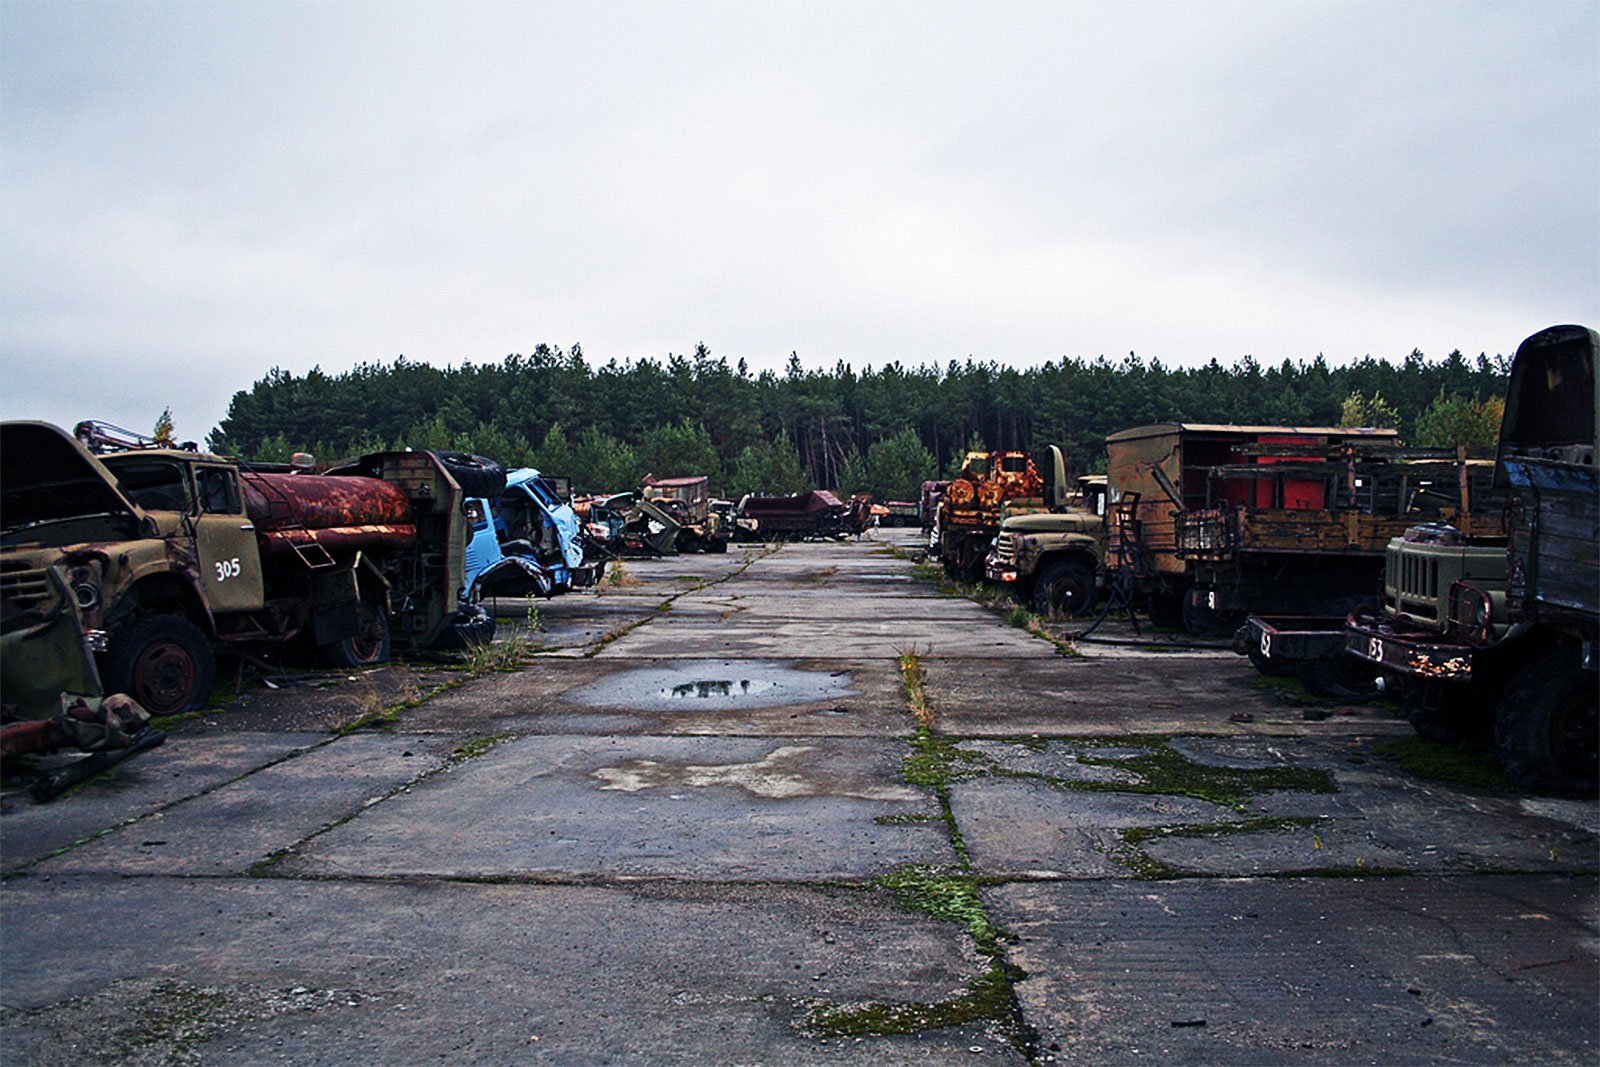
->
1181 588 1238 637
1247 645 1296 678
1494 654 1599 793
1147 591 1184 629
432 605 498 650
1402 680 1492 742
104 614 216 715
321 600 392 668
1032 560 1095 618
1295 654 1379 699
432 452 507 499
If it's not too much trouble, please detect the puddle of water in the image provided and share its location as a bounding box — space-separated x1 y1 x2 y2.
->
570 660 857 711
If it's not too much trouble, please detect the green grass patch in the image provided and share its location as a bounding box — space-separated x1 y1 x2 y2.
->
905 734 1336 812
1371 736 1513 789
901 732 1002 789
1073 739 1336 811
875 865 994 944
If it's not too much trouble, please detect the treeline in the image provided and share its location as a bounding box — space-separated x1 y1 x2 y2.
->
210 342 1511 501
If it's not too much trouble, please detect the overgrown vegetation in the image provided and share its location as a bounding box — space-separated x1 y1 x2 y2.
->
896 647 933 729
1372 736 1514 789
211 342 1510 499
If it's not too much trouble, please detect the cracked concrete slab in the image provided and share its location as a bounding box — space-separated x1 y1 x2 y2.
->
951 775 1230 878
278 735 952 881
923 655 1409 737
989 875 1599 1065
33 734 453 876
1 732 330 871
1 876 1011 1064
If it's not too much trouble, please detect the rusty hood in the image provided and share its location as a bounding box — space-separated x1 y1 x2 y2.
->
1 421 146 537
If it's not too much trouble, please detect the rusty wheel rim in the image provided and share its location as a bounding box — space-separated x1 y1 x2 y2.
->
131 639 198 714
347 604 386 664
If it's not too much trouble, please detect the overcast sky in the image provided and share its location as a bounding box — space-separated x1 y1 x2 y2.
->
2 0 1596 443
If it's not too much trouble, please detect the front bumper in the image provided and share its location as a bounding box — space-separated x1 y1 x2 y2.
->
1344 608 1477 682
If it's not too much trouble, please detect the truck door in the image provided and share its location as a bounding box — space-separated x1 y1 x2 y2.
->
193 465 266 612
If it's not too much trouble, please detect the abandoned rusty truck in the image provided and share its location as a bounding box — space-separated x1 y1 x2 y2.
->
642 476 732 553
1104 424 1437 632
1346 324 1599 791
737 490 872 541
1 422 486 725
982 445 1108 617
935 451 1048 580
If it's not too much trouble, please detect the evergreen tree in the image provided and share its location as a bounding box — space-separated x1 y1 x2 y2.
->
1413 390 1505 450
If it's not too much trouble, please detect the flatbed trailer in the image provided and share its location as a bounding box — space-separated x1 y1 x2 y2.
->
1241 613 1380 699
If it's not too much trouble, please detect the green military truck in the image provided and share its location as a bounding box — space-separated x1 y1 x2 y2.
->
984 460 1107 617
1346 324 1598 791
1 422 482 723
1343 523 1511 734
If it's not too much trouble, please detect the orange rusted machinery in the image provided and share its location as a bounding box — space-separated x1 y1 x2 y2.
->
935 451 1045 579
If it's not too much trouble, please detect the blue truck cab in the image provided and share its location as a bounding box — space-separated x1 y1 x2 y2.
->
464 468 598 601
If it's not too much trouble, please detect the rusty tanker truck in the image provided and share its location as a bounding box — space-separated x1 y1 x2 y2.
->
1 422 488 729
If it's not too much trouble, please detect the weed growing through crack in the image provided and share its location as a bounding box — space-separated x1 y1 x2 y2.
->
896 645 933 729
332 674 425 735
462 600 543 676
603 560 641 588
805 664 1040 1055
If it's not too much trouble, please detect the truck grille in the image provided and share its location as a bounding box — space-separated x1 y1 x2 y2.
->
991 532 1016 566
1386 543 1440 620
0 561 53 610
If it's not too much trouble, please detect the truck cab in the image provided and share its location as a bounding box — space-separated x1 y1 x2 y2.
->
465 467 599 600
984 447 1107 617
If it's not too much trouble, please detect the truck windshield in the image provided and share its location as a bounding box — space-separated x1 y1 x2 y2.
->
103 459 190 513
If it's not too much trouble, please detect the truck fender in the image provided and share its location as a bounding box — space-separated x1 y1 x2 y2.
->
470 557 555 601
113 570 216 638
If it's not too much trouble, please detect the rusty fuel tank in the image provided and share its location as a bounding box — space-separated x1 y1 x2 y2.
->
241 472 416 558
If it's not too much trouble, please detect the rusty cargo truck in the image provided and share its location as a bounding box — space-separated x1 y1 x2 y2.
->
738 490 870 541
1 422 483 722
1346 324 1598 790
1104 424 1401 631
1176 440 1502 634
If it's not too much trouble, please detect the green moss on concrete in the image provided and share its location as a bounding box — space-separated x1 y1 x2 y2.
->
1070 737 1336 811
450 733 514 762
875 865 993 944
1372 737 1513 790
801 961 1020 1040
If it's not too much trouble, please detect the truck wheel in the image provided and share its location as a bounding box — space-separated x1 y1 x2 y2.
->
1495 655 1599 793
432 605 497 650
432 452 508 498
1180 588 1237 637
1147 592 1184 629
1296 654 1379 699
104 614 216 715
1402 681 1492 742
1247 645 1296 678
322 600 392 668
1032 560 1095 618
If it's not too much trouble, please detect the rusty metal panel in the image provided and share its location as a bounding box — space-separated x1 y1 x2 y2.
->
241 472 412 532
1106 426 1186 576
